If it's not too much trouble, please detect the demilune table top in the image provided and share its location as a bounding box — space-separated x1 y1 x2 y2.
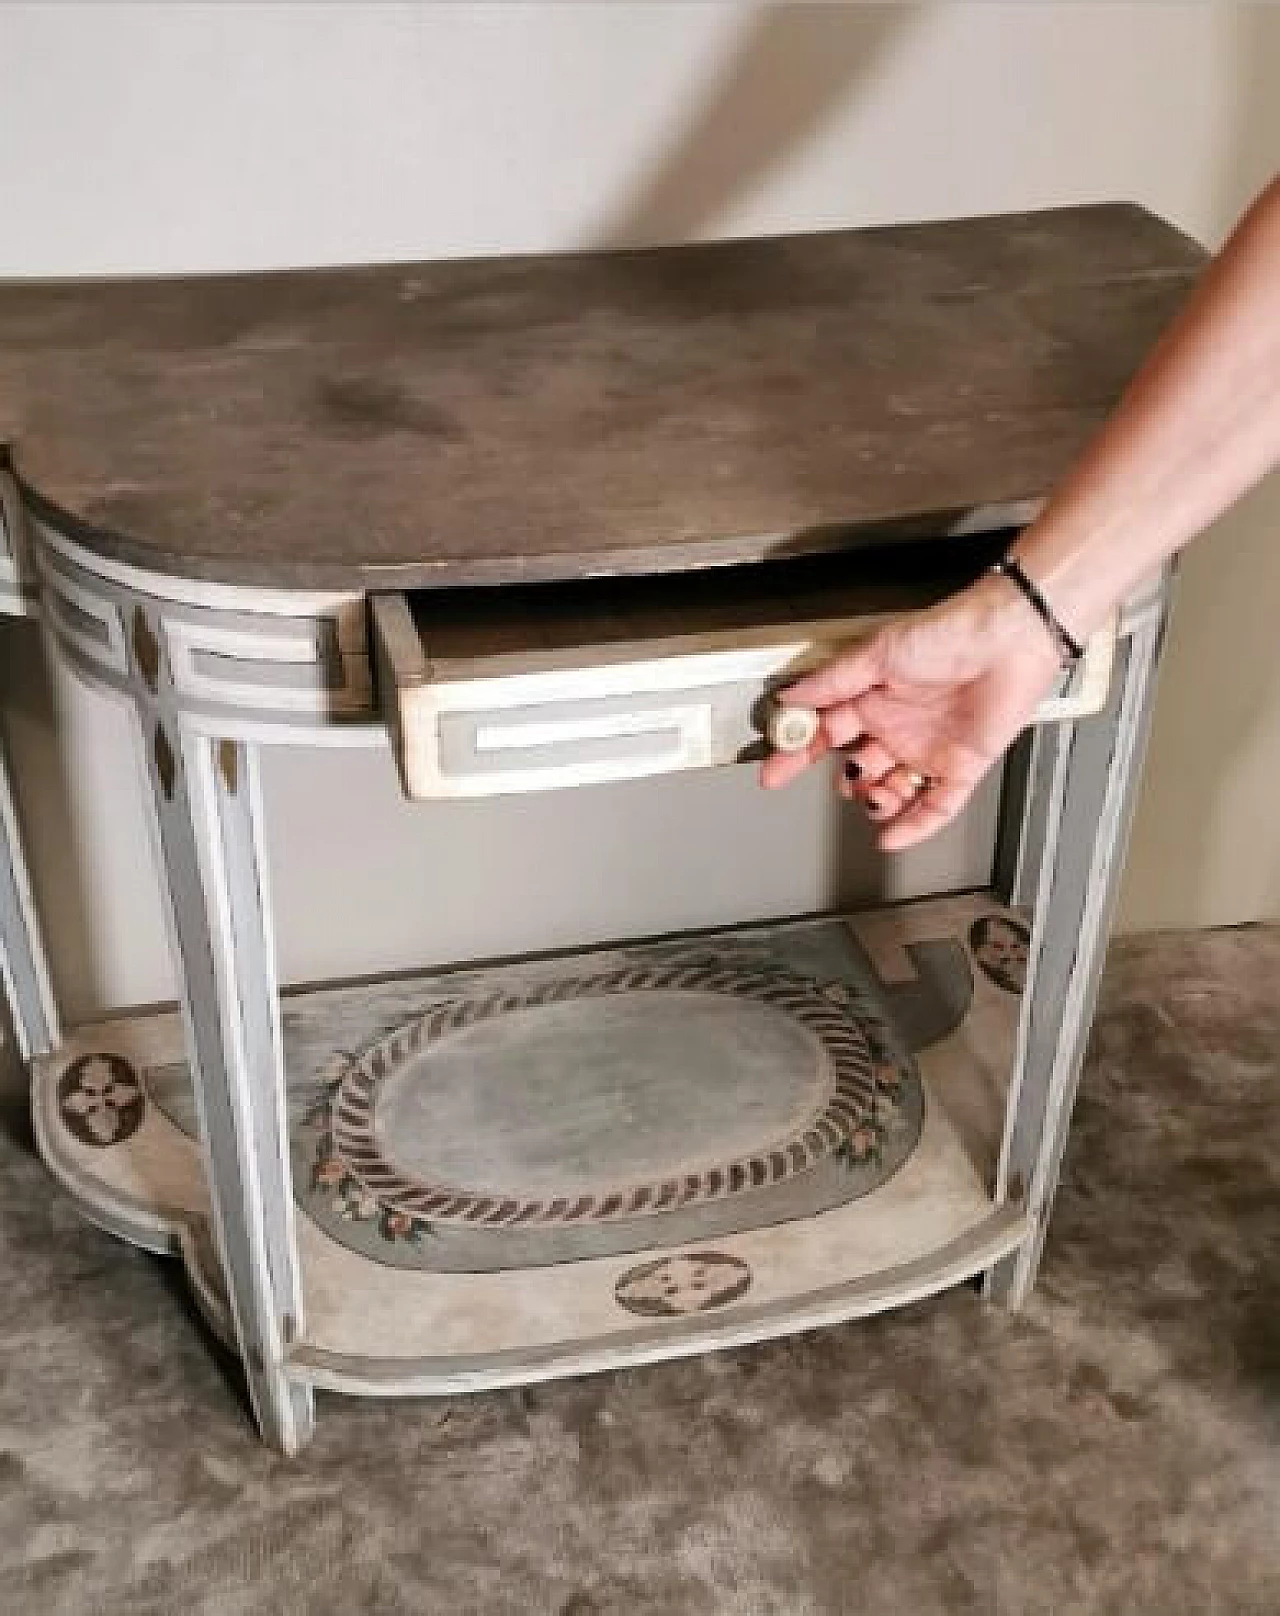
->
0 204 1203 591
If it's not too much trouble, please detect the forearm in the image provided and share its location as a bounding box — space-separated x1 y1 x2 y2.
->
1009 177 1280 637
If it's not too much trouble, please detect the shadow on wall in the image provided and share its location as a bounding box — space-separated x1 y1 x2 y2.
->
599 0 1280 930
597 2 939 914
595 3 922 248
1119 4 1280 929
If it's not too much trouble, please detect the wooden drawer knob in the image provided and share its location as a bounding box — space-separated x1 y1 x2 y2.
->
765 700 820 753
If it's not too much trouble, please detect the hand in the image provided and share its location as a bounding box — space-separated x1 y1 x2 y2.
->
758 575 1064 850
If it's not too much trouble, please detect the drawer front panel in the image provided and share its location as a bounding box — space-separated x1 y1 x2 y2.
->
375 590 1117 802
427 679 770 795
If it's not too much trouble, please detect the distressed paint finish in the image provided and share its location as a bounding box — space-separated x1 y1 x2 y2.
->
15 487 378 1452
17 512 1169 1438
136 720 313 1450
1 208 1191 1450
0 206 1203 590
986 572 1173 1304
116 590 315 1450
378 571 1116 799
30 895 1029 1400
33 521 377 743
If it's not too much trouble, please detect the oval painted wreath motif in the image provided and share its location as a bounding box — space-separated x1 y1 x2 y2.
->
314 954 913 1236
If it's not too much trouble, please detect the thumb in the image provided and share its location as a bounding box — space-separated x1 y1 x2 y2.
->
779 635 884 710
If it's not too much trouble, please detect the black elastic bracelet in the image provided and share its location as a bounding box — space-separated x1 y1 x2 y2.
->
990 556 1084 666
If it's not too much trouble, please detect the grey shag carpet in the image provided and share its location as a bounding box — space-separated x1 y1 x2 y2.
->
1 927 1278 1615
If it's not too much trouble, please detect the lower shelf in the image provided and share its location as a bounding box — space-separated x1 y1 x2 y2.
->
32 890 1034 1396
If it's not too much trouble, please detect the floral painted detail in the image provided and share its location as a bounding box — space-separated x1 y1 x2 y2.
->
303 1071 435 1249
969 916 1031 995
58 1054 145 1148
833 1052 915 1171
817 982 916 1173
873 1059 904 1092
615 1251 751 1317
835 1117 886 1170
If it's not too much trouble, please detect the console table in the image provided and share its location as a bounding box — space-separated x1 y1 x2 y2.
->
0 205 1204 1453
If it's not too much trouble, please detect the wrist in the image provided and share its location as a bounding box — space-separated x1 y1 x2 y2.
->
970 570 1065 659
989 554 1085 666
916 572 1063 681
1004 517 1128 643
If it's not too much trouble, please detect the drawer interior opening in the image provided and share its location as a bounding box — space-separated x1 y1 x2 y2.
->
371 527 1118 801
401 530 1014 671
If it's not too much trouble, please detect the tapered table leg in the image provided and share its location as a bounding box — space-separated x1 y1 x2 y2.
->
135 709 313 1452
987 576 1171 1306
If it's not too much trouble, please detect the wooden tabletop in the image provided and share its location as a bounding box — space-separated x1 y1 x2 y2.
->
0 204 1203 591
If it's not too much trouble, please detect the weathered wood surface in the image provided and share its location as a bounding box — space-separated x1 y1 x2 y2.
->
0 205 1202 589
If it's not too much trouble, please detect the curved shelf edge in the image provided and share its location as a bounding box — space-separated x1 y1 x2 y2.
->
31 1053 235 1348
30 893 1034 1408
33 1034 1031 1405
287 1206 1032 1399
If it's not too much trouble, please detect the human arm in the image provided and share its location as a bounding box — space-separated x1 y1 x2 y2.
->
759 177 1280 849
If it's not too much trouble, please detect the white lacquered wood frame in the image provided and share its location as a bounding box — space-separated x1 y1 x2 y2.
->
20 506 384 1451
988 567 1173 1302
3 468 1175 1452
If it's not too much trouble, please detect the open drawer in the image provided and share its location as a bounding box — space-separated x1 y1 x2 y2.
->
372 546 1115 800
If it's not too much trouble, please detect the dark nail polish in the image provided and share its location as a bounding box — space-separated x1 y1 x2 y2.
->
844 759 862 781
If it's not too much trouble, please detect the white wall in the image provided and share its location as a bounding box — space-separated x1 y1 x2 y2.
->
1 3 1277 1045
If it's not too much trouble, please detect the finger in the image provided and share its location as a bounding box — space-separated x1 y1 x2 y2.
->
842 736 898 786
758 728 832 790
861 781 912 822
879 764 933 802
818 700 867 750
837 764 906 811
876 781 975 852
837 761 913 817
837 758 875 801
780 640 881 710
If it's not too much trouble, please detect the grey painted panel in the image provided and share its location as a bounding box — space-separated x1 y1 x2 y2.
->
376 993 829 1194
32 523 377 735
435 681 766 782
